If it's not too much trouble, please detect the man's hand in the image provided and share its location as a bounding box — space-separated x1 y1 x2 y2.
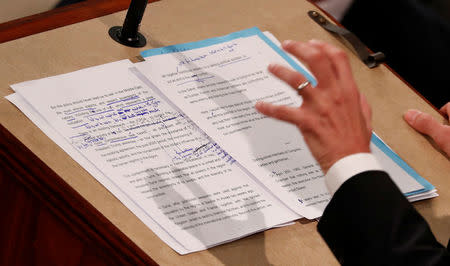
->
255 40 372 173
404 102 450 157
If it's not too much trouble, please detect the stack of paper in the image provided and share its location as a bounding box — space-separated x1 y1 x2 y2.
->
6 28 437 254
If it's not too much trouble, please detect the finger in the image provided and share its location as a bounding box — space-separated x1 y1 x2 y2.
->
439 102 450 119
282 40 336 87
404 109 447 142
268 64 312 97
309 40 357 92
360 94 373 133
255 101 302 125
268 64 307 89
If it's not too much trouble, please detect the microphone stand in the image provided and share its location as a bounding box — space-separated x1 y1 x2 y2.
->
109 0 148 47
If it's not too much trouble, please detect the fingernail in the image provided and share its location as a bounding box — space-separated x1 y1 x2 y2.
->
282 40 294 47
309 39 323 45
404 109 420 124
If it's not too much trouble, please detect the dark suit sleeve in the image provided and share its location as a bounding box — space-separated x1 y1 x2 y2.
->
317 170 449 265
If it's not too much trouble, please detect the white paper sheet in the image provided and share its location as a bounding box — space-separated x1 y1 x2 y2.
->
135 33 425 219
9 59 298 253
6 91 188 253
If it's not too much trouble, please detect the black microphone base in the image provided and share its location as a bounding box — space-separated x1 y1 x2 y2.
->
108 26 147 48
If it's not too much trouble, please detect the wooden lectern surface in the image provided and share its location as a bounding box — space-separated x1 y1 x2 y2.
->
0 0 449 265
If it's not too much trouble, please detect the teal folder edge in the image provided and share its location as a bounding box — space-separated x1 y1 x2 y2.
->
371 134 435 196
140 27 435 197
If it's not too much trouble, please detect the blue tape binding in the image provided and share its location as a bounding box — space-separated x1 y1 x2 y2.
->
371 133 435 196
140 27 317 86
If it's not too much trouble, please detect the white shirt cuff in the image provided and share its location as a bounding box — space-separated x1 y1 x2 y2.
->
325 153 383 195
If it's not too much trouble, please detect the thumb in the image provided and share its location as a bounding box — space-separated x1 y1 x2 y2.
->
404 109 449 147
439 102 450 119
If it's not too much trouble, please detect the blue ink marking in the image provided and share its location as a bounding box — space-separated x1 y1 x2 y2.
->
107 95 140 105
122 98 157 108
218 57 252 67
174 148 194 158
110 136 138 143
125 116 179 131
131 106 143 111
67 118 75 121
70 133 87 138
105 113 116 118
370 133 435 195
176 76 215 86
209 43 238 55
140 30 254 57
202 143 214 153
170 141 235 164
83 136 104 143
65 108 95 115
83 120 112 129
72 123 88 129
298 199 303 204
85 109 114 117
140 27 317 86
174 144 211 159
177 54 208 66
164 116 178 122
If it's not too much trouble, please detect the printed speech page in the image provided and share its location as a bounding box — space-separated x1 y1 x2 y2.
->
135 32 426 220
135 35 330 219
10 60 298 253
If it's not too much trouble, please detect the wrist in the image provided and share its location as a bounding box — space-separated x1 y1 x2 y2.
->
320 146 371 173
